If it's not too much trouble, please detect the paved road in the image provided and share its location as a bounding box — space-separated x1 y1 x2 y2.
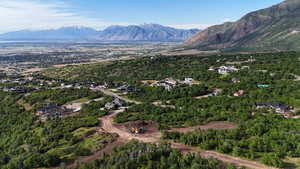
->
93 88 142 104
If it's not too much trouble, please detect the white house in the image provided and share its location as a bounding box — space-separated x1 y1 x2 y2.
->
184 78 194 84
218 66 239 75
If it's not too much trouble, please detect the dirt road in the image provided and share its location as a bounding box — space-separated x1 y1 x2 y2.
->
101 108 161 143
98 108 278 169
171 143 278 169
65 138 127 169
65 90 278 169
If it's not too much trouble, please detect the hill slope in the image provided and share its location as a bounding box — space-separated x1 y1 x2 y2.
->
186 0 300 51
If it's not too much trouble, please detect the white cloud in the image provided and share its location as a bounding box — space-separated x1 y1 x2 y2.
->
0 0 216 34
0 0 115 33
168 24 213 30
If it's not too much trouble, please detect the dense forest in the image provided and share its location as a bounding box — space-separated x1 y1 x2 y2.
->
0 91 114 169
24 88 102 106
163 114 300 168
70 140 236 169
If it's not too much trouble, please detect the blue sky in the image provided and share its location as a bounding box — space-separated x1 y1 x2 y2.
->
0 0 284 33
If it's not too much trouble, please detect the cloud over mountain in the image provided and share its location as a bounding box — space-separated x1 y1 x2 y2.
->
0 0 107 33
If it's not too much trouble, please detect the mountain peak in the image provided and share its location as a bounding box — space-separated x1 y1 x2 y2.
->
97 24 200 42
280 0 300 5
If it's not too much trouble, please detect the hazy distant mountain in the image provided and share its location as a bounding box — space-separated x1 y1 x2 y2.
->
186 0 300 51
97 24 200 42
0 27 99 41
0 24 200 42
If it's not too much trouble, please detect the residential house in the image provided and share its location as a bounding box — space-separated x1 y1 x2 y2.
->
117 85 142 93
165 78 177 85
234 90 245 96
117 85 134 91
155 78 178 91
156 81 175 91
218 66 239 75
3 86 28 94
60 83 73 89
36 104 72 121
105 98 126 110
232 77 241 83
183 78 194 85
208 66 215 71
212 88 222 96
256 102 294 118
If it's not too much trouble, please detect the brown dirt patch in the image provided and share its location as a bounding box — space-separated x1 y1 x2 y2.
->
114 120 160 137
17 99 32 111
123 120 159 135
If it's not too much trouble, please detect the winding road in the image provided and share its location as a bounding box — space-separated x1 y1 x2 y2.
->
67 88 279 169
92 87 142 104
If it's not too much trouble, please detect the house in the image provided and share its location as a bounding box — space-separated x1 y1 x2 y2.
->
212 88 222 96
256 102 294 117
218 66 239 75
105 102 116 110
36 104 72 121
165 78 177 85
117 85 130 91
156 81 175 91
98 82 110 89
232 77 241 83
60 83 73 89
117 85 141 93
154 78 178 91
183 78 194 85
105 98 126 110
208 66 215 71
234 90 245 96
3 86 28 94
0 79 8 83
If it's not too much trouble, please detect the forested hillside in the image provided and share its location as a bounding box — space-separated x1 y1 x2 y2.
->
43 51 300 168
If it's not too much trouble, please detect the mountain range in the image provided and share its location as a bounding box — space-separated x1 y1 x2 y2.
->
186 0 300 52
0 24 200 42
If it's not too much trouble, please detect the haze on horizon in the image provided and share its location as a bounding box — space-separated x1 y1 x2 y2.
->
0 0 284 34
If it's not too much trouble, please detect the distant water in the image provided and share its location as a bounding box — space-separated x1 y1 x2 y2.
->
0 41 89 46
0 41 158 47
0 41 26 43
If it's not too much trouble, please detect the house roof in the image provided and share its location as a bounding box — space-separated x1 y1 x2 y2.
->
256 102 293 111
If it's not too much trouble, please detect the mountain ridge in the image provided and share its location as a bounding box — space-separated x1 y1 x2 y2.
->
0 24 200 42
186 0 300 51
